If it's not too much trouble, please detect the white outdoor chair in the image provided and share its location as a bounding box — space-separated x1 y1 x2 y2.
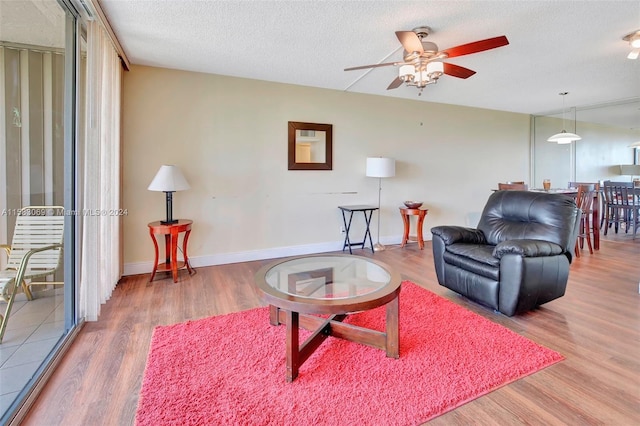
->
0 206 64 343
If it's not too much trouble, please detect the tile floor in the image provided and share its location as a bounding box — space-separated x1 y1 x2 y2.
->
0 289 64 417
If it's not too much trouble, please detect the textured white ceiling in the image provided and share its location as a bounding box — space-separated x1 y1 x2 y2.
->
99 0 639 128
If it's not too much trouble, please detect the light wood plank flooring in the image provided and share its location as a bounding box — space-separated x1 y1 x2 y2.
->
21 234 640 425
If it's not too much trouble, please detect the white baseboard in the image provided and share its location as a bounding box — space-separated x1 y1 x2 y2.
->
122 235 413 276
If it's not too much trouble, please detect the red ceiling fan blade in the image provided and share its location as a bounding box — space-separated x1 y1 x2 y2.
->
442 35 509 58
344 61 400 71
443 63 476 79
395 31 424 53
386 77 403 90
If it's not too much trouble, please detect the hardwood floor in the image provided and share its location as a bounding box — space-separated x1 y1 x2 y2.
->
22 234 640 425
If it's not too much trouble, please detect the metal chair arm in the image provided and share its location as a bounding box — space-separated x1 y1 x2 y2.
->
13 243 63 285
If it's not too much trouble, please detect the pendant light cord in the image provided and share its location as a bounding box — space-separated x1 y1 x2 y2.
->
560 91 568 131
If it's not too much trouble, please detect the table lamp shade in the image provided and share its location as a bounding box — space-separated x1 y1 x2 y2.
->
148 165 190 224
148 165 190 192
366 157 396 178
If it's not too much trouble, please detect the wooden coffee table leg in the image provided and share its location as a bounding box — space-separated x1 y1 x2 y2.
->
269 305 280 326
385 295 399 358
286 310 300 382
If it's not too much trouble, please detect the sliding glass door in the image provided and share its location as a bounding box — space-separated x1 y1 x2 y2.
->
0 0 79 422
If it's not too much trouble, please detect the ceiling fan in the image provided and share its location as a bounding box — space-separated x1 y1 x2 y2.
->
344 26 509 94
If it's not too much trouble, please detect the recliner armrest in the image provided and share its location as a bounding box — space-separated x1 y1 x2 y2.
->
493 239 564 259
431 226 486 246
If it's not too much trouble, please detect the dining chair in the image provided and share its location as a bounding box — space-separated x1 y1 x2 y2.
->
0 206 64 343
573 184 597 257
498 182 528 190
569 182 600 250
602 181 639 237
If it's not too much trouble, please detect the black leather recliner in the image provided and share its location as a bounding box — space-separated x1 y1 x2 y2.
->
431 190 581 316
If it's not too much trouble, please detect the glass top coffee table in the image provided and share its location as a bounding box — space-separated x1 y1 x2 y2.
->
254 254 401 382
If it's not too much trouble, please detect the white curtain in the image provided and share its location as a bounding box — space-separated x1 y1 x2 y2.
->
79 21 122 321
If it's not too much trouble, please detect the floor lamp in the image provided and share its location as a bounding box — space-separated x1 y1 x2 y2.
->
366 157 396 251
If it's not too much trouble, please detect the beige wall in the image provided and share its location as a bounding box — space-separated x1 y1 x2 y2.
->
122 65 530 274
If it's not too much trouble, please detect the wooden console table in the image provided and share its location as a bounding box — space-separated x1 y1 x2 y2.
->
399 207 429 250
148 219 196 283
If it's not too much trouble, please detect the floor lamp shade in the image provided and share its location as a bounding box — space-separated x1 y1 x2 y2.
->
366 157 396 178
148 165 190 224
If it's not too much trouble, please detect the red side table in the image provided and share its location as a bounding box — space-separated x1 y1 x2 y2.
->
399 207 429 250
148 219 196 283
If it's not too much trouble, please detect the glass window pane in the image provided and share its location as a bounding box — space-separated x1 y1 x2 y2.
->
0 0 72 420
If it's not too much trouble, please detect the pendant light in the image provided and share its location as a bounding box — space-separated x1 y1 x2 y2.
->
623 30 640 60
547 92 581 144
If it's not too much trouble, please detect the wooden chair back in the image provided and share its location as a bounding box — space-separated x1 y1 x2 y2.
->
574 185 598 257
603 182 635 207
568 182 599 191
575 185 596 213
601 181 640 238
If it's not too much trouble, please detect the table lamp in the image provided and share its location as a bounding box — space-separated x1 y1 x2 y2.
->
148 165 190 224
366 157 396 251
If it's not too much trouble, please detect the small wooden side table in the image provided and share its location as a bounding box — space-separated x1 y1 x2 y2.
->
399 207 429 250
148 219 196 283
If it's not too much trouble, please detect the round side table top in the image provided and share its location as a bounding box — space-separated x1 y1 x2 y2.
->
399 207 428 215
148 219 193 232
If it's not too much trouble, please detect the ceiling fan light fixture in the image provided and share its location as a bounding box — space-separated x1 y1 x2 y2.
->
631 36 640 49
398 64 415 81
426 61 444 78
414 69 428 82
345 27 509 94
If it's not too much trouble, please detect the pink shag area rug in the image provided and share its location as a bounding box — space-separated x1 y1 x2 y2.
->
135 281 563 425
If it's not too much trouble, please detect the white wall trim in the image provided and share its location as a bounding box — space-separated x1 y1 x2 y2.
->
122 235 413 276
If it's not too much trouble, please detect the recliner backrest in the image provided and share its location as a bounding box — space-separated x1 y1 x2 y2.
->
478 191 580 253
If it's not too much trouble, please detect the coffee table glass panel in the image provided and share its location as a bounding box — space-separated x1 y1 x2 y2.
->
255 254 401 382
264 255 391 299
